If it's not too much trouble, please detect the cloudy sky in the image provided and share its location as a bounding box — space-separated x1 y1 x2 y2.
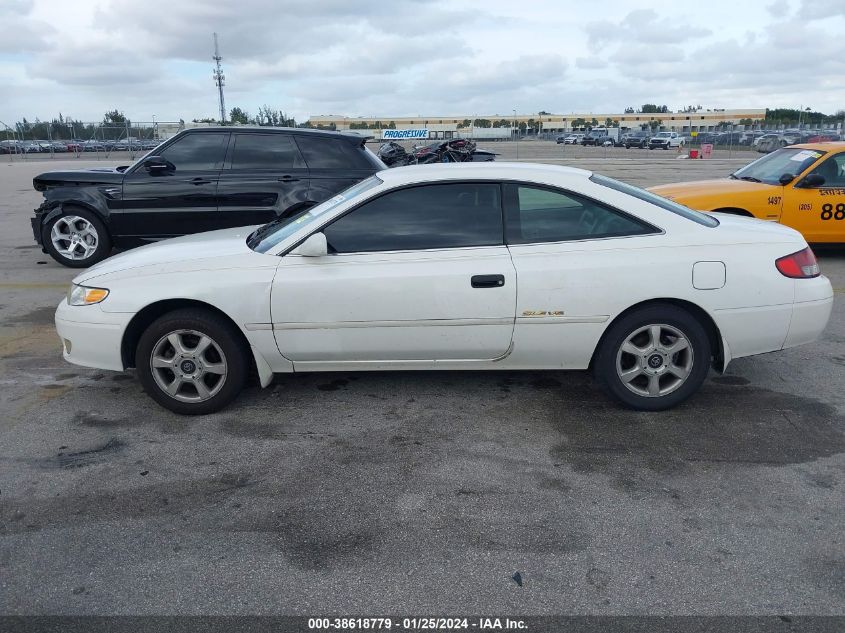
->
1 0 844 126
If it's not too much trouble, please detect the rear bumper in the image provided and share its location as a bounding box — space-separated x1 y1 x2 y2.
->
55 301 131 372
783 275 834 349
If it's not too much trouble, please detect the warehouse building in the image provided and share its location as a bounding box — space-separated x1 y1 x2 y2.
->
308 109 768 138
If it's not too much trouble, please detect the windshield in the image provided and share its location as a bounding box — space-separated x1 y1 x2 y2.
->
590 174 719 228
656 132 671 138
248 175 383 253
732 148 825 185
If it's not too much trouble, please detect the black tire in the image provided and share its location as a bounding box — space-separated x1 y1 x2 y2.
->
593 304 711 411
136 308 249 415
42 207 112 268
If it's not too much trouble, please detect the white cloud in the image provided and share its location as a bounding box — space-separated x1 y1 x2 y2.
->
1 0 844 124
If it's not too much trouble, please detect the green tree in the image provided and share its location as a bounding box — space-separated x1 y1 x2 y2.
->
473 118 492 128
648 118 662 131
229 107 250 125
641 104 668 114
103 109 127 124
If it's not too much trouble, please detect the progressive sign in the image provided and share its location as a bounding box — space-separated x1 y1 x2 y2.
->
382 129 429 140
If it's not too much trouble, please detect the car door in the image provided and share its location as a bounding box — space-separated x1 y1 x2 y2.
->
117 132 229 240
270 182 516 365
782 150 845 242
294 134 379 206
215 131 311 228
503 183 661 368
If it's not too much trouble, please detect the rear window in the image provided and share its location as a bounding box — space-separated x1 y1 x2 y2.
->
294 136 371 169
230 133 304 169
590 174 719 227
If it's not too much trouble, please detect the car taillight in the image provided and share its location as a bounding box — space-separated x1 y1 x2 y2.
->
775 247 820 279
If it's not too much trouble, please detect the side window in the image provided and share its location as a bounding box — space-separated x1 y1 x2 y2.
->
504 184 656 244
230 133 304 170
295 136 369 169
809 153 845 187
158 133 228 171
323 183 503 253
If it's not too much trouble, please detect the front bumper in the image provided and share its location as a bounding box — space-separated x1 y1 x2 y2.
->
55 300 132 372
31 215 42 245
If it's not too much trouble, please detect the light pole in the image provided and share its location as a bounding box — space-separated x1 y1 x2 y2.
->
513 109 518 159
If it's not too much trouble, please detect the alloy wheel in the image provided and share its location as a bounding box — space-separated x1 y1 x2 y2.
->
150 329 228 403
50 215 99 260
615 323 694 397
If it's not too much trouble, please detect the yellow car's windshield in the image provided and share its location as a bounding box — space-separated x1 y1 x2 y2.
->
732 148 826 185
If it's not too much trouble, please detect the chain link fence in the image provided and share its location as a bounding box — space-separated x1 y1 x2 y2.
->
0 120 186 162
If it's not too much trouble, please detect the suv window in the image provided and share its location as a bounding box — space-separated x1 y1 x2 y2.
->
295 136 369 169
230 133 304 169
323 183 503 253
504 183 656 244
158 133 228 171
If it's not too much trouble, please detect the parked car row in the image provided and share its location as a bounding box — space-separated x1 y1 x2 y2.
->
0 138 163 154
551 128 843 154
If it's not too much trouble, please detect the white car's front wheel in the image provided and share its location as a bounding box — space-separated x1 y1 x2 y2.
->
136 308 249 415
594 304 711 411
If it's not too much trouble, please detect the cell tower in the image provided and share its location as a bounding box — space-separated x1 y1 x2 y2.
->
212 33 226 124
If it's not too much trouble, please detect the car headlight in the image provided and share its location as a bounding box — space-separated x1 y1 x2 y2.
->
67 284 109 306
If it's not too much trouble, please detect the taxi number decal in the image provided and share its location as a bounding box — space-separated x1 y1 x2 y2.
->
799 203 812 211
820 203 845 221
767 196 781 205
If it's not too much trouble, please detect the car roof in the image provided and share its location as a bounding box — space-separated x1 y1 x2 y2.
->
375 162 593 186
787 141 845 151
182 125 369 142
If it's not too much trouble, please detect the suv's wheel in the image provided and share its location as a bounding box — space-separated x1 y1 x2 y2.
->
136 308 249 415
593 304 711 411
43 207 111 267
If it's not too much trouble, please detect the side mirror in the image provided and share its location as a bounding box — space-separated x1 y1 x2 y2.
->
143 155 171 173
778 173 795 186
293 232 328 257
799 173 825 188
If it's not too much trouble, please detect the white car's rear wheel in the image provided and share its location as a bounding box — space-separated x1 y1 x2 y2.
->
136 308 249 415
594 304 711 411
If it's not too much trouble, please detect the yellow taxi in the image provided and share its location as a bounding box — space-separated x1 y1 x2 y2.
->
649 142 845 243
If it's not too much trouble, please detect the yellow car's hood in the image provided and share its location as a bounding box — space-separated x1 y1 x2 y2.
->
648 178 775 199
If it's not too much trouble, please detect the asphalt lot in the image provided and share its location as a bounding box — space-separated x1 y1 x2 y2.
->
0 142 843 616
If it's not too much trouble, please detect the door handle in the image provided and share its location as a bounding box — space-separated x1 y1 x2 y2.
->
189 177 212 185
471 274 505 288
277 175 299 183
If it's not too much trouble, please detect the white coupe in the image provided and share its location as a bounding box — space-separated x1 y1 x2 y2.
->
55 163 834 415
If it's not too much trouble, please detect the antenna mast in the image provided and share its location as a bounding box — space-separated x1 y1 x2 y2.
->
212 33 226 124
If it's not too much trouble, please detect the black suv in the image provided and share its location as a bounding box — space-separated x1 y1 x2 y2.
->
622 130 651 149
30 127 385 267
